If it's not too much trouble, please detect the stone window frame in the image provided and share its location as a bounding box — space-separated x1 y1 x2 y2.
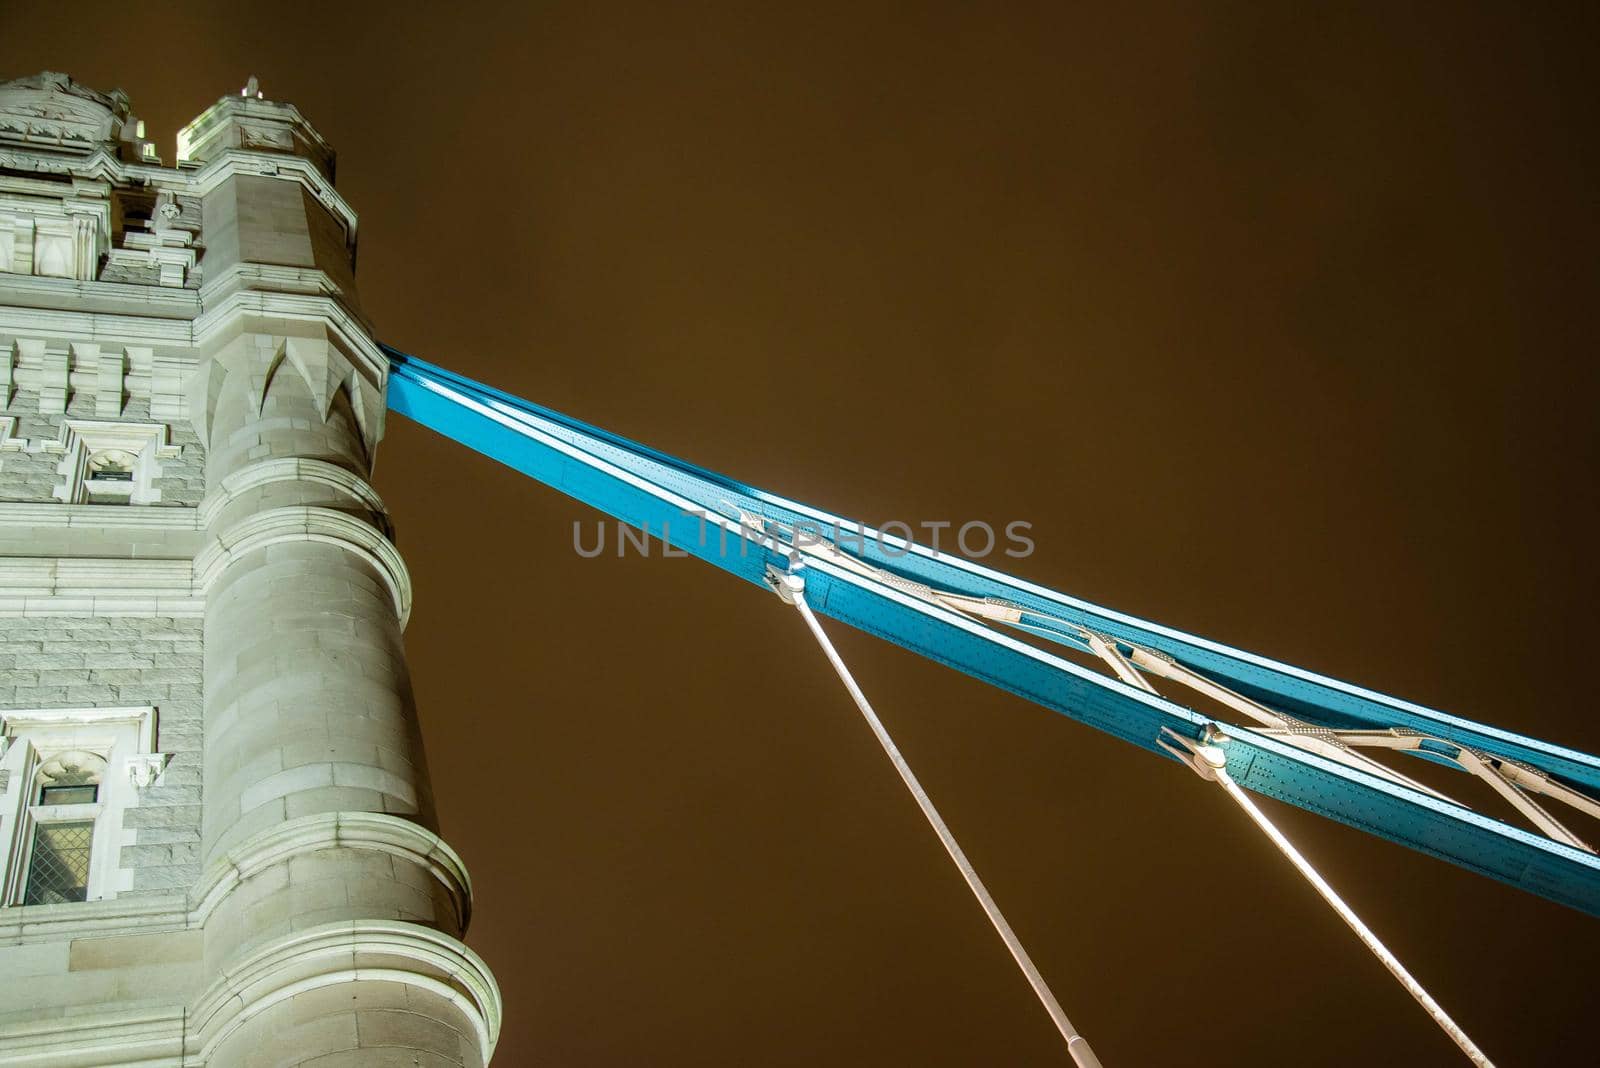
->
43 418 181 506
0 706 167 906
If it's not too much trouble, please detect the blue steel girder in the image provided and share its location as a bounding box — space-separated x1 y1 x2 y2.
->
382 345 1600 917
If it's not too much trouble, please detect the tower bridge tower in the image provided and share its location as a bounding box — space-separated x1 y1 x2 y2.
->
0 72 498 1065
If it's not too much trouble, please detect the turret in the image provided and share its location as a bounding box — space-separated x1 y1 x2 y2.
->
0 72 497 1067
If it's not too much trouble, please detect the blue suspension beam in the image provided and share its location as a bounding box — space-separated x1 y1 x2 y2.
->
383 345 1600 917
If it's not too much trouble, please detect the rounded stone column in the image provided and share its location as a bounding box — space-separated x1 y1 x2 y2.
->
191 331 496 1065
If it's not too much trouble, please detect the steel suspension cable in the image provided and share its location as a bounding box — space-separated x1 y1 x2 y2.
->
775 570 1103 1068
1160 729 1494 1066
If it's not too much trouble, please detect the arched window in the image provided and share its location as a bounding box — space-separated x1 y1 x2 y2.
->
22 752 106 905
0 708 167 907
87 448 137 482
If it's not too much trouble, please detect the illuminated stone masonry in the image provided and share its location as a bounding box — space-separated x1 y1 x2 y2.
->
0 72 498 1066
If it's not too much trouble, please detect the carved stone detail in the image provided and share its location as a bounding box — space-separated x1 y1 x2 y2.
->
126 753 170 791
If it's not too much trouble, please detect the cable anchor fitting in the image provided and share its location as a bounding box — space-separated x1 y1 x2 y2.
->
764 561 806 604
1157 725 1230 781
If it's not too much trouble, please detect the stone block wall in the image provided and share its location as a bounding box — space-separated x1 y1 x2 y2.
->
0 390 205 505
0 613 204 894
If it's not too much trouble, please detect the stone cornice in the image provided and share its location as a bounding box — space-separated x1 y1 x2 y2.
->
192 286 384 384
0 144 358 250
0 815 489 1064
190 811 472 932
0 502 202 533
0 286 387 383
188 919 500 1064
0 302 198 346
194 505 411 627
0 272 202 322
0 556 203 617
0 504 407 621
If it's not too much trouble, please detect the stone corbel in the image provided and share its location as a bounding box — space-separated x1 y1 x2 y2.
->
126 752 170 791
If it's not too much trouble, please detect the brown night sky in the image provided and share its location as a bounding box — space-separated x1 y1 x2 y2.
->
6 3 1599 1063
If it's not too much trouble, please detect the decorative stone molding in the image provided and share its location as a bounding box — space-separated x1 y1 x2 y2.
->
186 328 385 457
194 505 412 626
100 191 198 290
0 1006 186 1067
41 417 182 505
148 350 189 421
0 72 153 160
0 501 201 532
0 131 353 245
0 705 160 764
192 285 384 375
189 811 473 929
187 919 501 1065
125 753 170 791
0 811 474 946
0 172 113 283
0 276 202 330
0 557 203 617
37 338 68 412
0 338 186 416
93 348 123 415
197 455 390 532
0 292 383 424
0 890 190 946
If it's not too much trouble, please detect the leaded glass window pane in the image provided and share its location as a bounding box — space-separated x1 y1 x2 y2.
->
23 821 93 905
39 783 97 805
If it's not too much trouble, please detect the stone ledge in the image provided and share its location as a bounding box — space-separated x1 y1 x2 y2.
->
0 556 203 617
0 812 473 945
195 505 411 627
0 1005 186 1067
197 456 389 533
0 503 202 533
0 893 191 948
191 811 471 932
187 919 500 1064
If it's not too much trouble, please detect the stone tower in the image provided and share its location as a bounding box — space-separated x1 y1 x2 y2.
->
0 73 499 1065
